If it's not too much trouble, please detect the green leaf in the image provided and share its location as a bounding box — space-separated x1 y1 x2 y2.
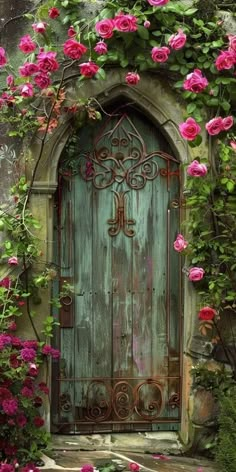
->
226 180 235 192
151 30 162 37
95 68 106 80
99 8 113 19
169 64 180 71
187 103 197 114
221 101 231 112
184 8 198 16
137 25 149 40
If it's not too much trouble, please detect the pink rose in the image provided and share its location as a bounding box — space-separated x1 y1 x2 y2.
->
129 464 140 472
32 22 47 33
19 62 39 77
18 35 36 54
125 72 140 85
0 47 7 67
205 117 223 136
79 61 99 77
222 116 234 131
215 50 235 71
183 69 208 93
144 20 151 28
173 234 188 252
81 465 94 472
151 46 170 63
168 29 187 50
8 256 18 265
63 39 87 60
228 34 236 52
48 7 60 19
114 14 138 33
20 83 34 98
68 26 76 37
179 117 201 141
37 51 59 72
6 75 14 87
95 19 114 39
187 160 207 177
147 0 169 5
94 41 108 55
34 73 51 89
230 140 236 151
188 267 205 282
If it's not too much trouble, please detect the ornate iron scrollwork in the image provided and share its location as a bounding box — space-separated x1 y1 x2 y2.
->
77 114 178 190
107 191 135 238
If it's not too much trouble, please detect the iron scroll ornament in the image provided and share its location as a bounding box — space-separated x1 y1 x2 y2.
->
76 114 178 190
107 190 136 238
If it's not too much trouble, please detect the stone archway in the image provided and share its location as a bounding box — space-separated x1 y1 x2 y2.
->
28 70 202 443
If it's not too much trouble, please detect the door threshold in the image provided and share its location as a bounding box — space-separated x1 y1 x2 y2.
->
52 432 182 455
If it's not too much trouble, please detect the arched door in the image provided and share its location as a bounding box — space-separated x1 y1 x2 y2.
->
52 107 182 433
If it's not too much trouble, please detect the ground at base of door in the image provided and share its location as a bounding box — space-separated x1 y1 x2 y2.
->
41 451 218 472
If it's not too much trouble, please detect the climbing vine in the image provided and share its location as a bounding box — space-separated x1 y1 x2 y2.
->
0 0 235 468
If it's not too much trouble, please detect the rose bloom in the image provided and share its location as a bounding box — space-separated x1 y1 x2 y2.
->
38 382 49 394
33 416 45 427
188 267 205 282
28 363 39 376
37 51 59 72
183 69 208 93
0 47 7 67
81 465 94 472
2 398 18 415
32 22 47 33
0 276 11 289
129 464 140 472
18 35 36 53
114 14 138 33
205 117 223 136
20 83 34 98
179 117 201 141
187 160 207 177
16 414 27 427
50 348 61 359
147 0 169 5
19 62 38 77
228 34 236 52
144 20 151 28
95 19 114 39
173 234 188 252
79 61 99 77
48 7 60 19
23 340 38 349
151 46 170 63
8 256 18 265
68 25 76 37
34 73 51 89
63 39 87 60
0 464 15 472
20 347 37 362
21 386 34 397
198 306 216 321
21 464 39 472
94 41 108 55
168 29 187 50
125 72 140 85
6 75 14 87
222 116 234 131
230 140 236 151
215 50 235 71
34 396 43 407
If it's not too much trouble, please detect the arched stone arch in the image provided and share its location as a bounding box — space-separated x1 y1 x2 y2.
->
30 70 198 191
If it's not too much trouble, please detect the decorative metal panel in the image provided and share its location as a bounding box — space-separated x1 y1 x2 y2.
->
52 108 181 433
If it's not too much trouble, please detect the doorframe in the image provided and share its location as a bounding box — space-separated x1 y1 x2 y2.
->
29 70 203 444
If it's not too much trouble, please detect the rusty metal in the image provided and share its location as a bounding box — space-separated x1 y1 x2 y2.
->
168 393 180 409
56 377 180 425
107 191 135 238
74 114 178 190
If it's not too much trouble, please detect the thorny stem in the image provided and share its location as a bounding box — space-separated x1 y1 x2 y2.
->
23 255 40 341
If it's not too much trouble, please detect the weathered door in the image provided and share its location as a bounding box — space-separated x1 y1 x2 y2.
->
52 107 181 433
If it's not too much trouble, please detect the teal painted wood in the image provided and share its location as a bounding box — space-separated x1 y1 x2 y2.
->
57 108 181 432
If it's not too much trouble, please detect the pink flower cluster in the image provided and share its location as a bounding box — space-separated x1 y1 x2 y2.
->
215 35 236 71
173 234 188 252
95 14 138 39
187 160 208 177
205 116 234 135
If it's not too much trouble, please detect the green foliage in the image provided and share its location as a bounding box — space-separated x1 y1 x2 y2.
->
215 387 236 471
191 363 235 396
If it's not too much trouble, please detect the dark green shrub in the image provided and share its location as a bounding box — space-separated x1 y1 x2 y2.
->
215 388 236 472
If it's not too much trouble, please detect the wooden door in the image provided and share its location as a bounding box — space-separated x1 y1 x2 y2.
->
52 108 181 433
